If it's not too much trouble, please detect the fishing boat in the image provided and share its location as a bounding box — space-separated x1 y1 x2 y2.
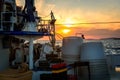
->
0 0 120 80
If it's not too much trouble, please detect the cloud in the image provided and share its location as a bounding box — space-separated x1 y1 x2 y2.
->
35 0 44 15
57 26 120 39
82 29 120 39
16 0 25 7
16 0 120 39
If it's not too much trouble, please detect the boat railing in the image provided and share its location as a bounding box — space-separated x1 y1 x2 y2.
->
0 0 17 31
37 19 55 35
0 12 16 31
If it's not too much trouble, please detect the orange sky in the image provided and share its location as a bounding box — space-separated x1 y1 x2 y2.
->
16 0 120 39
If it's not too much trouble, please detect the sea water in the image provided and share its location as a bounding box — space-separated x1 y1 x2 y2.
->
36 39 120 55
85 39 120 55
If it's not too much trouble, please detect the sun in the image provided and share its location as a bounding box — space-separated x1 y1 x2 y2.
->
62 29 71 34
64 18 75 27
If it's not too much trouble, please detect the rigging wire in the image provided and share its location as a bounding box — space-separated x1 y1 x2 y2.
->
55 32 64 40
55 21 120 25
41 15 50 18
40 13 51 18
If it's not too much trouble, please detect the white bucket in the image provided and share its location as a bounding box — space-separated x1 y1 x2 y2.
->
62 36 83 75
62 36 83 64
80 42 105 61
80 42 110 80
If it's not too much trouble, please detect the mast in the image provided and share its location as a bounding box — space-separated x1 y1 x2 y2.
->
22 0 36 23
23 0 36 69
50 11 56 52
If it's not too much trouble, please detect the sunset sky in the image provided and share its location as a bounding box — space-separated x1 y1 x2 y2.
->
17 0 120 39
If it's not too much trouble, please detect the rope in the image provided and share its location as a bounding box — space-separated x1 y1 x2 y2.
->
55 21 120 25
40 14 51 18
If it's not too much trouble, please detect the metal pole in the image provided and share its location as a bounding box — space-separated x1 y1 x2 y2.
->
29 37 34 69
50 11 56 51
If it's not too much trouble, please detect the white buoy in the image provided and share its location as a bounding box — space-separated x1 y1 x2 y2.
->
80 42 110 80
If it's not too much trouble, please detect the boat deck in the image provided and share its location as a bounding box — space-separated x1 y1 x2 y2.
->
70 70 120 80
67 66 120 80
110 69 120 80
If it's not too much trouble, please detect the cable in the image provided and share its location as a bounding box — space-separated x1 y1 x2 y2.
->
55 21 120 25
40 14 50 18
56 33 64 40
